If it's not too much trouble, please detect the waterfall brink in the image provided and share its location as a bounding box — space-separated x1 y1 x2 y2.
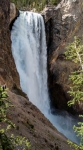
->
11 11 79 144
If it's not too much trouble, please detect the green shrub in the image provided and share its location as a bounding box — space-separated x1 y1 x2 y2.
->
65 37 83 149
0 86 31 150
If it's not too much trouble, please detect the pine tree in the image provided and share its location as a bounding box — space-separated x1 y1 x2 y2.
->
65 37 83 149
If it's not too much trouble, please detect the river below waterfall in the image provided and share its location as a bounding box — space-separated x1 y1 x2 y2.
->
11 11 79 144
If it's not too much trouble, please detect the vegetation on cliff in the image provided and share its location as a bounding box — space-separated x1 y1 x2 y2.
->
0 86 31 150
65 37 83 149
10 0 61 11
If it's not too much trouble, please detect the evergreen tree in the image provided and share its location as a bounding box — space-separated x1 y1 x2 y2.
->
65 37 83 150
10 0 61 11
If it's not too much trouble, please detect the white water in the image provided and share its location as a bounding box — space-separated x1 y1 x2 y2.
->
11 11 79 144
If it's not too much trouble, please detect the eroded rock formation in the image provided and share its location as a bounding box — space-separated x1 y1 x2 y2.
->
42 0 83 114
0 0 20 88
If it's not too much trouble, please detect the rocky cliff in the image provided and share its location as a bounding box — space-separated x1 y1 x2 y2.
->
42 0 83 114
0 0 20 88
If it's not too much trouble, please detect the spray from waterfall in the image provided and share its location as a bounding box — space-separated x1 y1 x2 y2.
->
11 11 79 144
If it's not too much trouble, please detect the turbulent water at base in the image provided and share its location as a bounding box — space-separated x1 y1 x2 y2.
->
11 11 79 144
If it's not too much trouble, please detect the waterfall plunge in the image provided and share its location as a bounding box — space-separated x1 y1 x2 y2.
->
11 11 79 144
11 12 49 115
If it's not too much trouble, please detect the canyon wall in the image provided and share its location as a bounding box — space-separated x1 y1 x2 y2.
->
0 0 20 88
42 0 83 114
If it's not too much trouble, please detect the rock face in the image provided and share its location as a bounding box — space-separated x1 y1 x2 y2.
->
0 0 20 88
42 0 83 114
10 3 19 23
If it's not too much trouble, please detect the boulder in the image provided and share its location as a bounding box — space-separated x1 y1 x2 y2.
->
10 3 19 24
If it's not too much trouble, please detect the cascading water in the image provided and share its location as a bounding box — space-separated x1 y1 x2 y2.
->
11 11 49 115
11 11 79 144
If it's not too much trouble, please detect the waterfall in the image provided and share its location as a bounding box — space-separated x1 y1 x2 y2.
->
11 11 79 144
11 11 49 115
